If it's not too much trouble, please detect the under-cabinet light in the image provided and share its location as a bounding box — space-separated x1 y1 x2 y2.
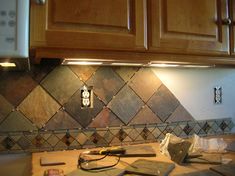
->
111 62 143 66
63 61 103 65
0 62 16 67
150 63 180 67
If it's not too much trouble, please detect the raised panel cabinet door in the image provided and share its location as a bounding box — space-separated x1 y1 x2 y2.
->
44 0 147 51
149 0 230 55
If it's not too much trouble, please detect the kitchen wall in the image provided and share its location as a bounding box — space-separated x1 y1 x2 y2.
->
153 68 235 133
0 63 234 153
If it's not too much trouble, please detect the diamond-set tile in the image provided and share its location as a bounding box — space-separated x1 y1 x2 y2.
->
108 85 144 124
129 68 162 102
0 72 37 106
69 65 98 82
1 137 15 150
41 66 83 105
113 67 138 82
45 108 81 130
166 105 194 122
0 111 37 132
19 86 61 128
129 105 161 125
0 95 13 123
147 85 180 122
65 90 104 127
89 107 124 128
86 67 125 104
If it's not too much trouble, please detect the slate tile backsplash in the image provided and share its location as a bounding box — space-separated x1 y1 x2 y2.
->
0 65 234 153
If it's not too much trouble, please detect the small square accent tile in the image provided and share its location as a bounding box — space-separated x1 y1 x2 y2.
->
202 122 211 134
166 105 194 123
45 108 81 130
69 65 98 82
183 123 194 135
31 134 45 148
1 137 15 150
0 95 13 122
89 107 124 128
19 86 61 128
129 105 161 125
0 72 37 106
65 91 104 128
61 133 75 146
129 68 162 102
108 85 144 124
116 129 128 142
113 67 139 82
147 85 179 122
86 67 125 104
41 66 82 105
0 111 37 132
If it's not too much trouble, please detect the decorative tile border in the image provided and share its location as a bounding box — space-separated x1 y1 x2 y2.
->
0 118 234 154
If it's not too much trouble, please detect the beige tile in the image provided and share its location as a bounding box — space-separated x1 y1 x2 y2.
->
19 86 60 128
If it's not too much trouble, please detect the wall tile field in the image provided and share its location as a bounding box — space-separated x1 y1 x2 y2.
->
0 62 234 153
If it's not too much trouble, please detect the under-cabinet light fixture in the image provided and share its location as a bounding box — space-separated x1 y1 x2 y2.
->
149 63 180 67
0 62 16 67
62 59 103 65
111 62 143 66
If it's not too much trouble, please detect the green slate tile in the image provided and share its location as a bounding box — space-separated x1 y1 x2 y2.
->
17 136 32 150
86 67 125 104
147 85 180 122
129 68 162 102
41 66 83 105
0 95 13 123
45 108 81 130
19 86 61 128
46 134 60 147
108 85 144 125
0 111 37 132
65 90 104 128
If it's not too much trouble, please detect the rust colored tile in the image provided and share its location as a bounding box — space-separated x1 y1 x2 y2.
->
86 67 125 104
69 65 99 82
19 86 61 128
147 85 179 122
129 105 162 125
45 108 82 130
113 66 139 82
0 95 13 123
0 111 37 132
0 72 38 106
89 107 124 128
108 85 144 124
166 105 194 123
65 90 104 127
129 68 162 102
41 66 82 105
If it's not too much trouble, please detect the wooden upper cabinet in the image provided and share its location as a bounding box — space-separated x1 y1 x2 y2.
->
231 0 235 55
30 0 147 51
148 0 230 55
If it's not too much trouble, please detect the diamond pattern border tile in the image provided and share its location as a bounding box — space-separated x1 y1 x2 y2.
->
0 118 233 153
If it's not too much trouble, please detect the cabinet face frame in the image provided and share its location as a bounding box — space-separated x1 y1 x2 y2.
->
148 0 230 56
31 0 147 51
230 0 235 55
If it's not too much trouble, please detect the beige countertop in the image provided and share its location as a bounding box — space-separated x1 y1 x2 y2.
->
31 135 235 176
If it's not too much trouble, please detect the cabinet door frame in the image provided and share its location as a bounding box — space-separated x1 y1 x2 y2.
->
43 0 147 51
148 0 230 56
